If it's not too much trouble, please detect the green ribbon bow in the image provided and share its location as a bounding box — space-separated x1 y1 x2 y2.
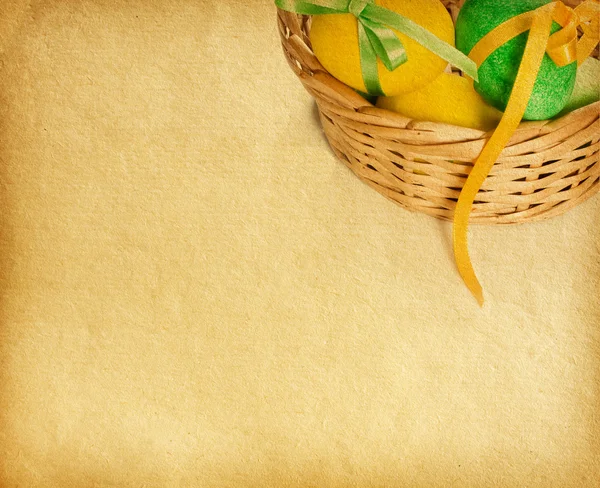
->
276 0 479 96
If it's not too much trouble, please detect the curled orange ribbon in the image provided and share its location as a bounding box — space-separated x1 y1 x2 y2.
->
453 0 600 306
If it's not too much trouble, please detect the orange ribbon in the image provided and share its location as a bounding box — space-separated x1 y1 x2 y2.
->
453 0 600 306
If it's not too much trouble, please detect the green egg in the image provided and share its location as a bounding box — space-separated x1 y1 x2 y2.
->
455 0 577 120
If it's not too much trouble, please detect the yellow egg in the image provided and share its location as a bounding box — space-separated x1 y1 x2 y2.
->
376 73 502 131
309 0 455 96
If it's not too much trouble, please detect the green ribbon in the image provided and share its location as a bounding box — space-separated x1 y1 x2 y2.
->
275 0 479 96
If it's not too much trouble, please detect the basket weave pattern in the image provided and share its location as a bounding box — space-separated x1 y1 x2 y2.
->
277 0 599 224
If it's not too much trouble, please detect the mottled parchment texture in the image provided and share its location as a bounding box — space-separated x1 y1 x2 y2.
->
0 1 599 486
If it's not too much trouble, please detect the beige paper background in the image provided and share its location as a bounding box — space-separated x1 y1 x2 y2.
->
0 0 599 486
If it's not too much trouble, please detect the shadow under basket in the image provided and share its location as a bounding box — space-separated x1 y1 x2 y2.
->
276 1 600 225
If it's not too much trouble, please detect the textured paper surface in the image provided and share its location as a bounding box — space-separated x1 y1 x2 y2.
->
0 1 599 486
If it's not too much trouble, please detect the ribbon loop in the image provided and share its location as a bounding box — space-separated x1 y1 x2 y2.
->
348 0 370 18
546 2 578 66
468 0 598 70
575 0 600 65
360 16 408 71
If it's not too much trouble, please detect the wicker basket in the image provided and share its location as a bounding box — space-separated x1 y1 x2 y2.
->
276 0 599 224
